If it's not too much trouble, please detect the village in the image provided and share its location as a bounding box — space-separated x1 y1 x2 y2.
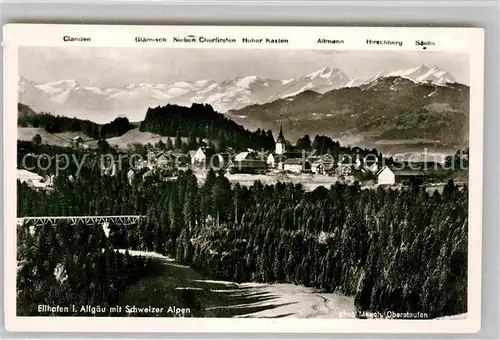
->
121 126 459 190
17 126 466 192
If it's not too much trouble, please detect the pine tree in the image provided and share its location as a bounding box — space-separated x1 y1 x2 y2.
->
174 130 183 150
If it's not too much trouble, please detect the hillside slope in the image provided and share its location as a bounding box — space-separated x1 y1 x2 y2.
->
17 127 94 147
106 128 188 150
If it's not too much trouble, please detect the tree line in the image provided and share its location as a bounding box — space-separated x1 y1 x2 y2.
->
18 113 134 141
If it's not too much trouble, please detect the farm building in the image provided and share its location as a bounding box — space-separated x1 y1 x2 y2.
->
377 166 426 185
311 157 335 174
155 152 174 168
228 159 268 174
283 158 311 173
72 136 83 148
234 151 250 161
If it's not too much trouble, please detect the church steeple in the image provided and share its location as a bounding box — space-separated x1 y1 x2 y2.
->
276 124 285 144
275 124 286 154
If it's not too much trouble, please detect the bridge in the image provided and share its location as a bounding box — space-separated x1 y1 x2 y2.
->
17 215 145 226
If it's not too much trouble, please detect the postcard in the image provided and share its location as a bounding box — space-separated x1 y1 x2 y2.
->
3 24 484 333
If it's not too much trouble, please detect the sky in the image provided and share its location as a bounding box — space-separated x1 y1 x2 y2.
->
19 47 470 86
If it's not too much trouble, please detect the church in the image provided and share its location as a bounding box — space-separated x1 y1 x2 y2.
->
275 125 286 155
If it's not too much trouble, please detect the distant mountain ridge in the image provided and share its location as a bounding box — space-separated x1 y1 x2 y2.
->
345 65 457 88
230 75 469 152
18 64 460 124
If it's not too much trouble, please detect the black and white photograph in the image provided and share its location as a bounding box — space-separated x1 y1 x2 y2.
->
3 25 484 333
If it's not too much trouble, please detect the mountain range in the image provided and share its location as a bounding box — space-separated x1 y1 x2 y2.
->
230 75 469 152
19 64 459 124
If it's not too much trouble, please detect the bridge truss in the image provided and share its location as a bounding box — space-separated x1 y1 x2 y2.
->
17 215 145 226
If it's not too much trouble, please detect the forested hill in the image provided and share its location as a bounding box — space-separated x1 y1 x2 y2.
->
18 107 135 141
18 103 37 118
139 103 275 151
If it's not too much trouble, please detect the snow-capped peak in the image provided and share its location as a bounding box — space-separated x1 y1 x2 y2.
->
345 78 366 88
434 72 456 84
36 79 82 94
308 67 332 78
306 67 345 80
357 65 457 87
385 64 430 79
235 75 260 88
47 79 81 88
415 67 456 84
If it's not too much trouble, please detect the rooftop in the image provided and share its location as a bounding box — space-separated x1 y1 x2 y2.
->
378 166 426 176
17 169 43 181
284 158 309 165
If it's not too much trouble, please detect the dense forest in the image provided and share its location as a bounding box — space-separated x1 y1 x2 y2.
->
18 112 134 140
17 141 468 318
140 104 276 151
17 221 155 316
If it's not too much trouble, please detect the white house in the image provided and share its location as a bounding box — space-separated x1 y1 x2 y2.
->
377 166 395 185
377 166 425 185
191 147 206 165
267 154 276 168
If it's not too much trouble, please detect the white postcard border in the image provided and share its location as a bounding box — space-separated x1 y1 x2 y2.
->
2 24 484 333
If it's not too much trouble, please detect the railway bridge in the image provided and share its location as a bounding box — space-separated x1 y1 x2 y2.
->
16 215 145 226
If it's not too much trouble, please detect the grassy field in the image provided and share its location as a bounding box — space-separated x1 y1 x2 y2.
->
105 128 188 150
17 127 95 147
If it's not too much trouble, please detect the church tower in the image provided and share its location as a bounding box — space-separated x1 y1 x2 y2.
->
275 125 286 155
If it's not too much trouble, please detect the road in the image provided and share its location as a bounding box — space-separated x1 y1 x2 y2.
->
121 249 355 318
